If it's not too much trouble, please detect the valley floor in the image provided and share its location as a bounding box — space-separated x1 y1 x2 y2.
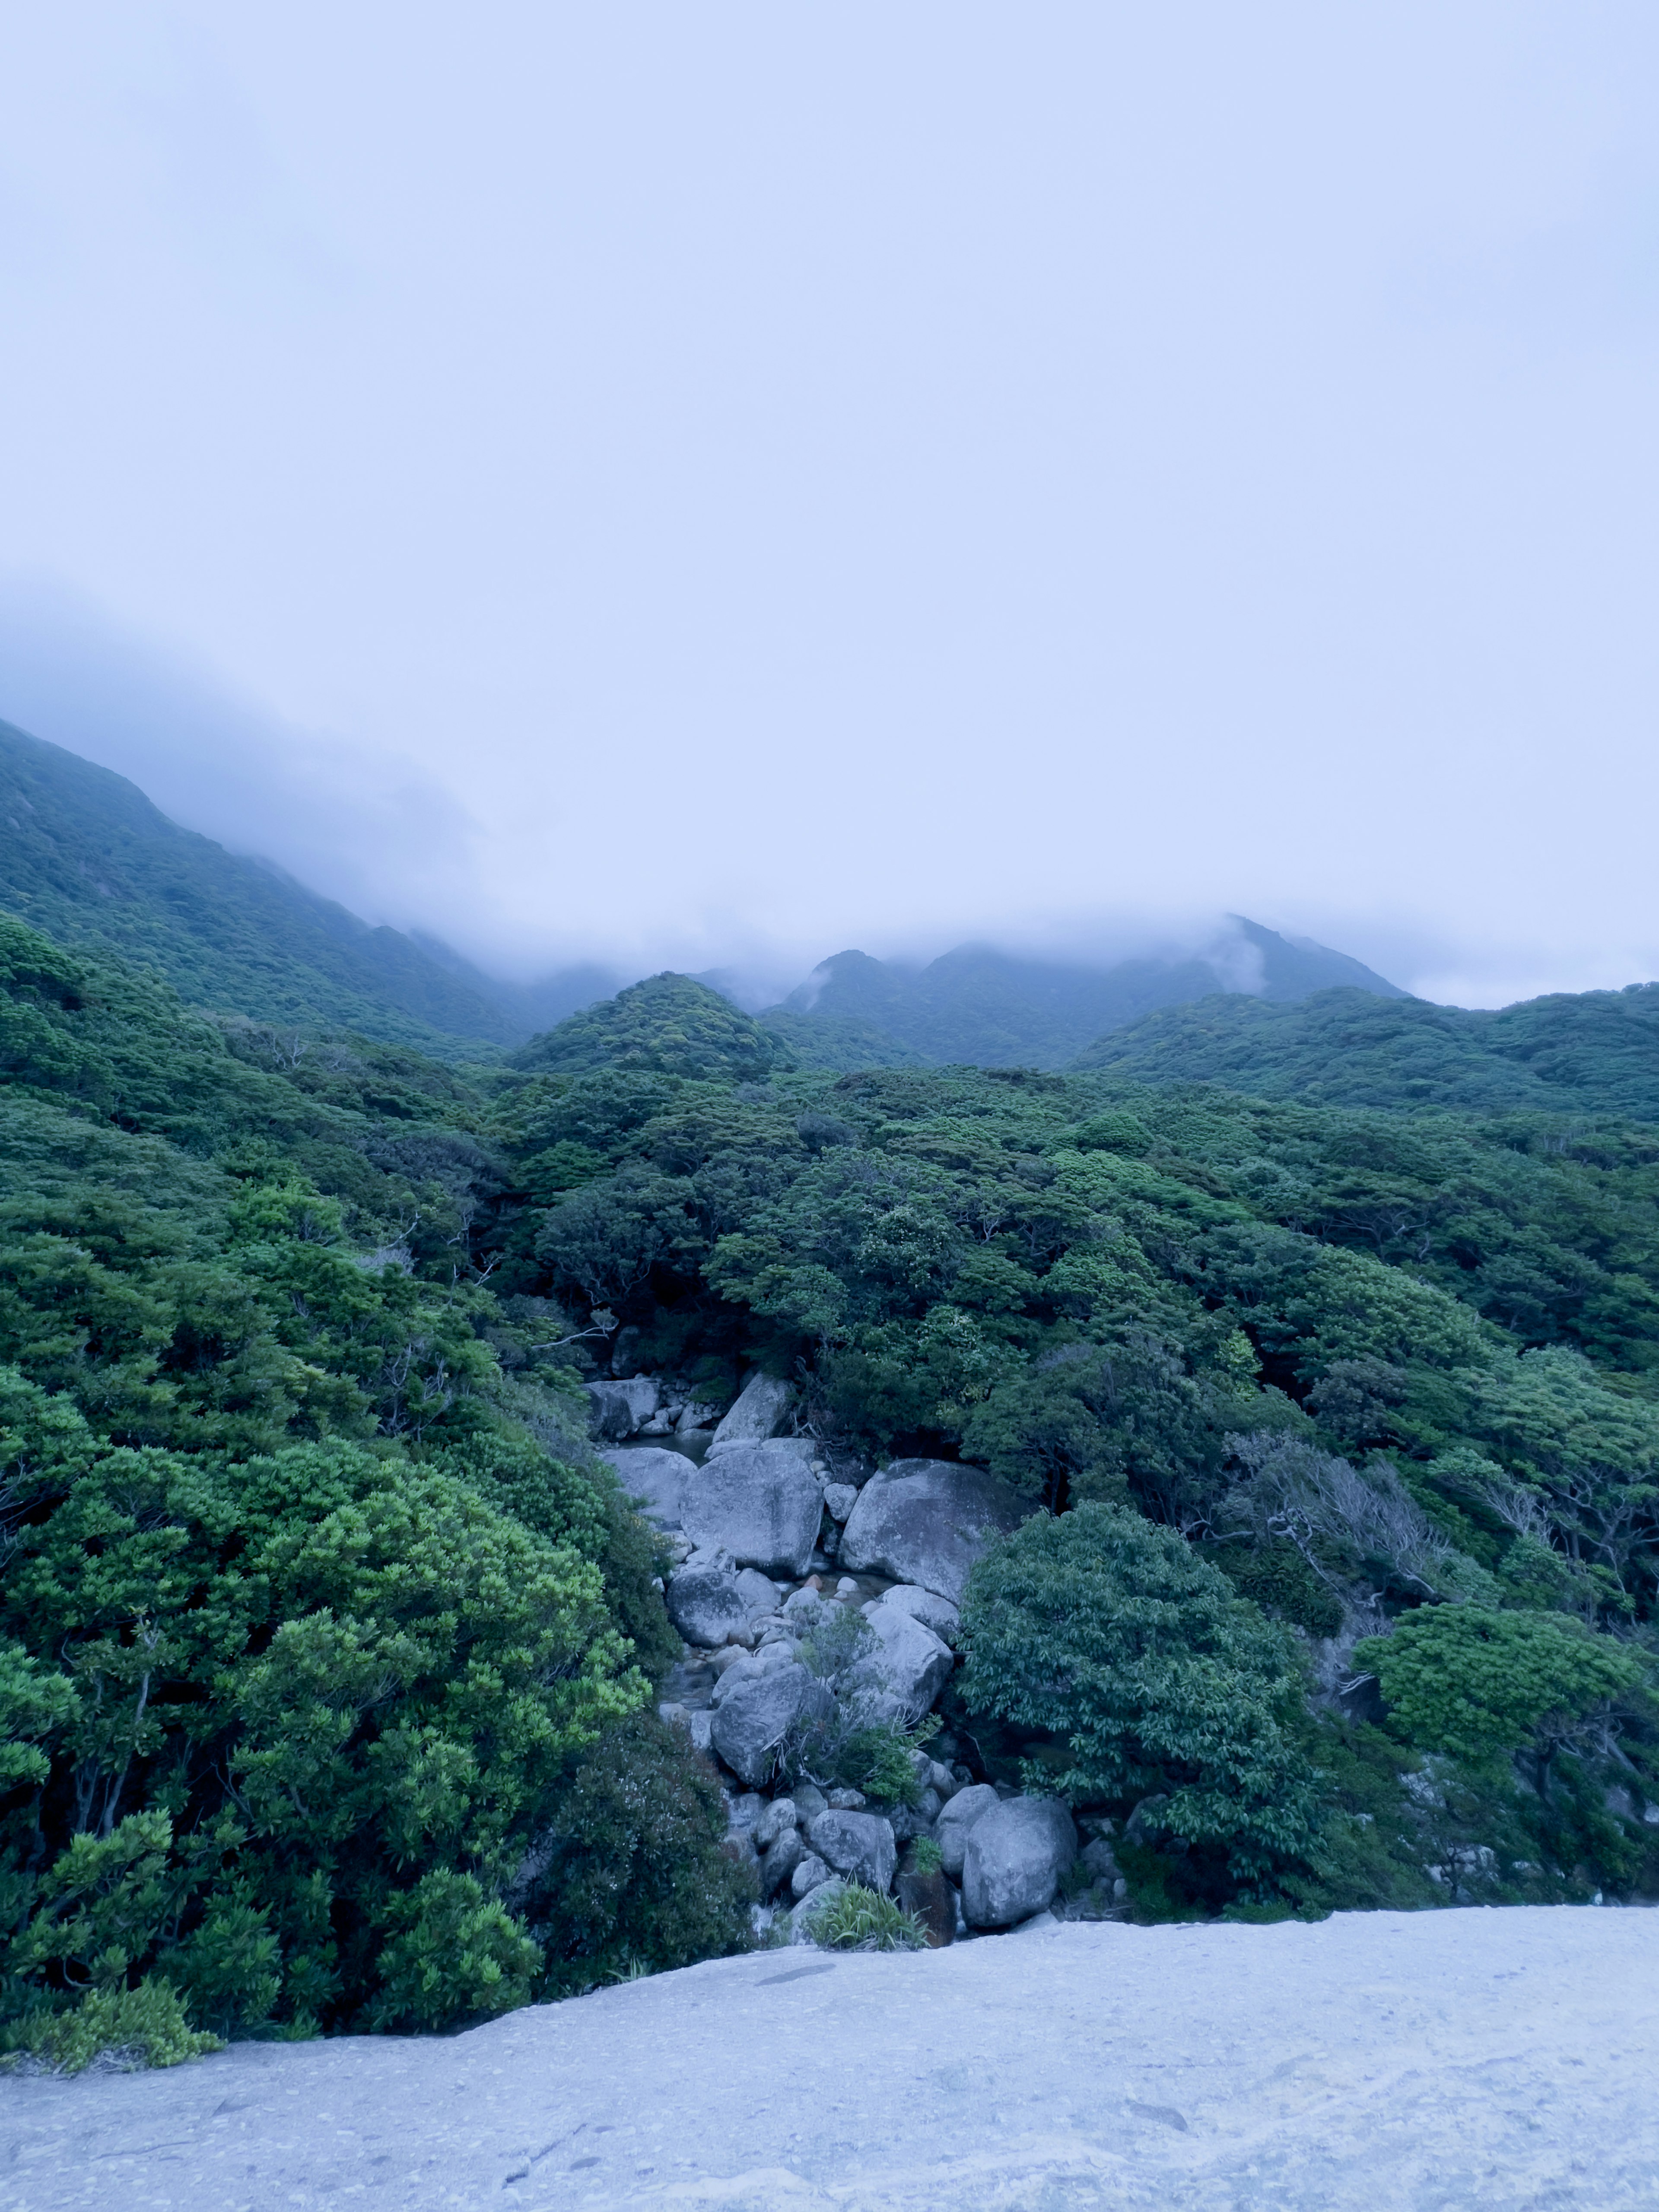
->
4 1907 1656 2210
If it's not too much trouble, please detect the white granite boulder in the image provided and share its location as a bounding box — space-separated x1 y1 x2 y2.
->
807 1809 897 1894
585 1377 660 1440
709 1657 825 1786
844 1604 954 1725
681 1440 824 1576
934 1782 1000 1878
962 1797 1077 1929
601 1444 686 1527
876 1583 961 1640
837 1459 1025 1604
709 1372 796 1448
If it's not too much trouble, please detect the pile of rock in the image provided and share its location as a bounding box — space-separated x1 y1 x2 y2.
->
597 1366 1125 1944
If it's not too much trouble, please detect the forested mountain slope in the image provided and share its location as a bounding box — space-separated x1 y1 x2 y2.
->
6 844 1659 2073
767 919 1406 1070
1074 982 1659 1120
0 719 617 1056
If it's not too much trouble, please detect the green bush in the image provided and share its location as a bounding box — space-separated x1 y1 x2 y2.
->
1356 1606 1650 1768
0 1376 648 2039
959 1503 1320 1892
2 1978 219 2075
525 1712 756 1994
805 1883 926 1951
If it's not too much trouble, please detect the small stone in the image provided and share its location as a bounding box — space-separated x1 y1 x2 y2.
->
688 1712 713 1754
789 1876 847 1944
790 1853 831 1901
761 1828 807 1897
935 1783 1000 1878
1080 1837 1122 1884
826 1787 867 1810
755 1798 801 1850
823 1484 859 1524
791 1783 828 1824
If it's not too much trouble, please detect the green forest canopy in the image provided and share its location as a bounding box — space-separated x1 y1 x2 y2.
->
5 893 1659 2060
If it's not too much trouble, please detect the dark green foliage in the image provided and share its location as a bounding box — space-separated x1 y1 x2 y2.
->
525 1713 755 1990
766 925 1404 1071
511 974 786 1083
0 1376 648 2039
958 1504 1321 1893
1077 981 1659 1121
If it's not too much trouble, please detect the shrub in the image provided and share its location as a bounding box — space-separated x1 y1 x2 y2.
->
0 1380 648 2040
806 1884 926 1951
1355 1607 1650 1769
906 1836 944 1875
958 1503 1320 1891
525 1712 756 1994
2 1979 219 2075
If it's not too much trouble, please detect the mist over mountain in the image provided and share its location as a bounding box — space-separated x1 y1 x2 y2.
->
0 720 1413 1068
763 925 1406 1071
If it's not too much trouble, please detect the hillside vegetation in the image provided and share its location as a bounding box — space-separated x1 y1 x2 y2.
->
1076 982 1659 1120
5 904 1659 2064
0 721 618 1057
766 919 1405 1070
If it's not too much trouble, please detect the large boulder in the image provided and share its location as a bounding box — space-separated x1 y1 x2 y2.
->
664 1563 750 1648
844 1605 953 1726
877 1584 961 1641
807 1809 897 1894
961 1797 1077 1929
709 1660 820 1786
836 1459 1024 1605
681 1440 824 1576
601 1444 687 1527
586 1377 660 1440
709 1372 796 1448
934 1782 999 1878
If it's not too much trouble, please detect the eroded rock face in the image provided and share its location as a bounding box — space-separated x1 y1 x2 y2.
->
681 1440 824 1576
807 1809 897 1895
664 1562 750 1648
962 1798 1077 1929
709 1661 821 1787
934 1783 999 1878
837 1459 1025 1604
586 1377 661 1440
602 1444 686 1526
709 1372 796 1448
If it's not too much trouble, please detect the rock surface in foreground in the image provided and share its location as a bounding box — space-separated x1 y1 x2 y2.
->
6 1910 1654 2212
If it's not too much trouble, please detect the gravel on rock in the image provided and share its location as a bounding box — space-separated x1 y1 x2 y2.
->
3 1910 1656 2211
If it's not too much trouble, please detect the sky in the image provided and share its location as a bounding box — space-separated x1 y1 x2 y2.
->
1 3 1657 1008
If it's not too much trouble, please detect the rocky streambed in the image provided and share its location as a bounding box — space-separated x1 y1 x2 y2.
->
594 1370 1109 1939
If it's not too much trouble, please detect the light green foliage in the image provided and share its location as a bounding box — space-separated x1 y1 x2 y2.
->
3 1977 220 2074
1356 1608 1649 1766
805 1883 927 1951
959 1505 1320 1889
